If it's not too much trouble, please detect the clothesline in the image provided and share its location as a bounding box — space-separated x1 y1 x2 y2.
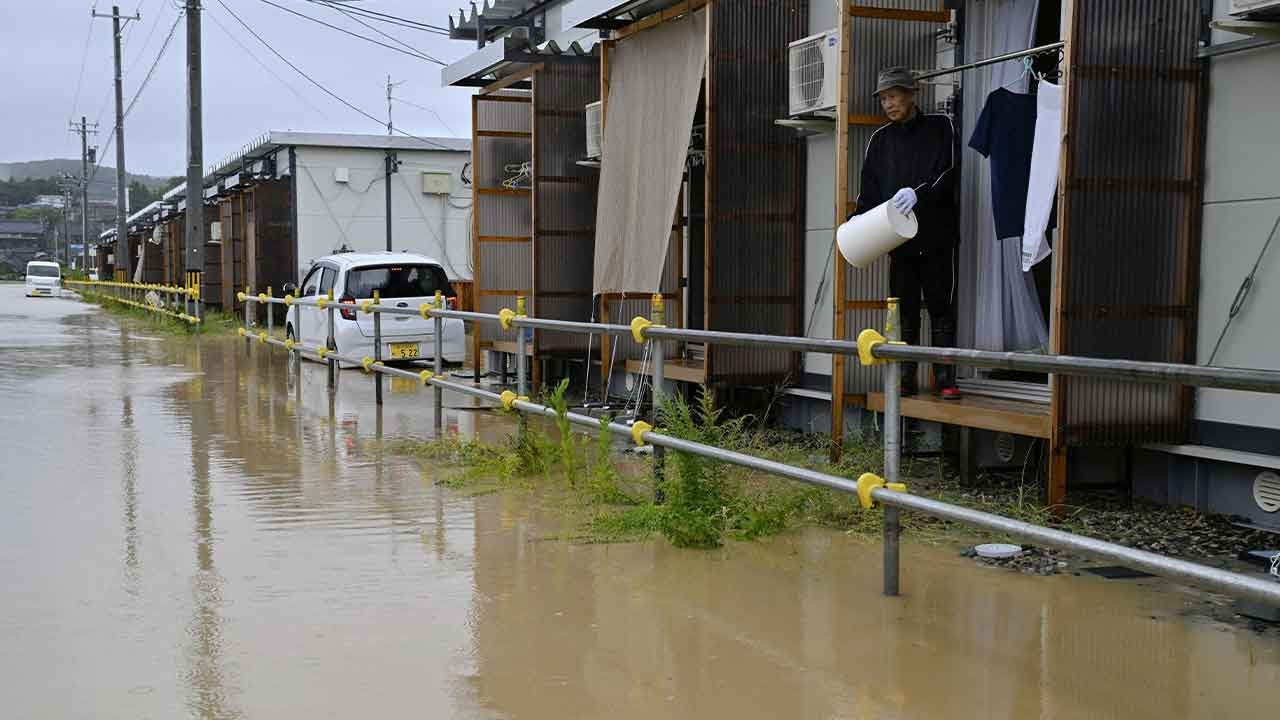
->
916 40 1065 82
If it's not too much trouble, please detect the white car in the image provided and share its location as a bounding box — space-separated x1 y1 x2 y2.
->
25 261 62 297
284 252 465 366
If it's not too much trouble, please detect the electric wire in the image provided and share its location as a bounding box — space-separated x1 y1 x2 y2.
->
304 0 447 63
123 11 182 118
205 6 330 118
306 0 451 35
215 0 453 151
391 96 459 136
69 12 95 121
255 0 443 64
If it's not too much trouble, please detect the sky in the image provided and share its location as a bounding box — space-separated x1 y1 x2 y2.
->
1 0 481 177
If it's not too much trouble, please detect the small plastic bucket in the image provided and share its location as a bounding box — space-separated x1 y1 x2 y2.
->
836 200 918 269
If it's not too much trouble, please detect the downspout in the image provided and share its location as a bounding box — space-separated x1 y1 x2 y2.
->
289 146 299 283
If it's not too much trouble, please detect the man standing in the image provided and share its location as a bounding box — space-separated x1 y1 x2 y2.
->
854 67 960 398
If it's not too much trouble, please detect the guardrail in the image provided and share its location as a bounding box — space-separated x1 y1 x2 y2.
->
235 287 1280 607
65 279 203 325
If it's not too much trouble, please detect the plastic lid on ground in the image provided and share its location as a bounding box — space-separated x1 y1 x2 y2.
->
975 543 1023 560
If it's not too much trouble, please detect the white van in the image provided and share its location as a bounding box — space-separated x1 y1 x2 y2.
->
25 261 62 297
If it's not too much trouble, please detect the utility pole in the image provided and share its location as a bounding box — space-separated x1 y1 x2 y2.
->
185 0 204 293
59 174 76 267
93 4 140 282
385 74 403 252
70 117 97 273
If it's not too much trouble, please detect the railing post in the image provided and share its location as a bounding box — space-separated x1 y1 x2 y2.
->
650 293 667 503
373 290 383 406
293 291 302 365
515 296 528 397
883 296 902 597
244 285 252 356
326 288 336 390
265 287 274 344
191 274 201 331
433 290 444 434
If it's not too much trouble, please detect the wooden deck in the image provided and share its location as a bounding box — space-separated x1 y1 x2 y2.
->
625 358 708 385
866 391 1051 439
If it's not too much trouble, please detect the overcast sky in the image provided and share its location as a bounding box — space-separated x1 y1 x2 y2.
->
2 0 481 177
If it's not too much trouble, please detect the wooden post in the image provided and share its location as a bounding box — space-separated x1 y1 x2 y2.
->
830 5 853 462
703 4 715 378
471 95 484 384
1047 0 1079 509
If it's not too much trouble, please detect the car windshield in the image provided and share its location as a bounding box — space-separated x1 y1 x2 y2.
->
27 265 59 278
346 264 450 299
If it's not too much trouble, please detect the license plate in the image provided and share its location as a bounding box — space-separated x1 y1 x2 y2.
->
389 342 420 359
390 377 417 394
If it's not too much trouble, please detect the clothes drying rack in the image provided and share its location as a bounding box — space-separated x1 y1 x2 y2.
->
916 40 1065 81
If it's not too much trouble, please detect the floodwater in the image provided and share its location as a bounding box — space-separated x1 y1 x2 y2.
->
1 281 1277 719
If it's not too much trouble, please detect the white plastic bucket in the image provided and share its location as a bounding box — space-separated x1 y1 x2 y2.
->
836 200 919 269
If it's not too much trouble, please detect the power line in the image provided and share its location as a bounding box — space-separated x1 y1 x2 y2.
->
255 0 444 65
306 0 451 35
214 0 452 151
69 13 95 120
205 7 330 119
123 1 165 80
391 96 459 137
307 0 446 64
123 11 182 118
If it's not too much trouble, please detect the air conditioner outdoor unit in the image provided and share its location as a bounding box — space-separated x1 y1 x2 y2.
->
1229 0 1280 18
585 101 603 159
788 29 840 117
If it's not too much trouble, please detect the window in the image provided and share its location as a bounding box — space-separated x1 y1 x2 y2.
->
301 266 322 296
319 267 337 297
344 264 452 300
26 264 59 278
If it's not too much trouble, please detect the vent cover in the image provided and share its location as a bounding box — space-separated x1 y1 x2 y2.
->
1254 471 1280 513
995 432 1017 464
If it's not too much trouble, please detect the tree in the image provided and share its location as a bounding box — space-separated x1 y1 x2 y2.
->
128 180 160 210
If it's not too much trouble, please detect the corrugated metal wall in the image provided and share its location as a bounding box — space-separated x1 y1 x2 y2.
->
841 1 947 396
706 0 809 385
473 93 534 348
1056 0 1204 446
533 60 601 354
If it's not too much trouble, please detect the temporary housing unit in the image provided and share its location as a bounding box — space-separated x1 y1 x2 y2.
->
443 0 810 393
148 131 472 313
808 0 1280 511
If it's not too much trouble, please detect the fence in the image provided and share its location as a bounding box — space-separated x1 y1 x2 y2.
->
233 287 1280 607
66 279 204 325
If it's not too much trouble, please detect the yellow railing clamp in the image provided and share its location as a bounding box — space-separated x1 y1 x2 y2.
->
856 473 908 510
258 332 268 344
361 356 375 372
498 308 516 330
420 303 434 320
361 300 374 315
630 421 653 447
284 294 294 307
419 370 433 385
500 390 518 410
630 316 653 343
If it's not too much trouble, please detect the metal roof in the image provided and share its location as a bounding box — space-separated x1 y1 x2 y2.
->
158 131 470 204
447 0 549 40
560 0 690 30
441 35 598 87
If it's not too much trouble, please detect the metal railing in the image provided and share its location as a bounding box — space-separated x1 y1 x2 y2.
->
235 288 1280 607
66 279 203 325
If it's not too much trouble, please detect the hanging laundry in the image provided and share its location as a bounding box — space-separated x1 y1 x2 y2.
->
969 86 1049 352
1023 81 1063 272
968 87 1051 240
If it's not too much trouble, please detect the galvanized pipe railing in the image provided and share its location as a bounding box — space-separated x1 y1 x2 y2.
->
234 291 1280 606
66 279 203 326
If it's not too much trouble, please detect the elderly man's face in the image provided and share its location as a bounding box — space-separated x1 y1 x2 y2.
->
879 87 917 123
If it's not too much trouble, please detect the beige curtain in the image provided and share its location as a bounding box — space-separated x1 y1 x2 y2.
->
592 9 706 296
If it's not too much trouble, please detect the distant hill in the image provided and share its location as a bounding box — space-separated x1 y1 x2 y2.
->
0 159 178 202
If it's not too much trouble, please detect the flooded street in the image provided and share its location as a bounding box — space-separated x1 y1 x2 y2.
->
1 281 1278 719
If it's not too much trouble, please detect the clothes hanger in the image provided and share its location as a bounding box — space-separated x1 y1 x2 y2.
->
1000 56 1035 92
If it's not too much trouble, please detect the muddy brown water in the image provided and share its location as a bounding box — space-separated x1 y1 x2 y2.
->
1 283 1277 719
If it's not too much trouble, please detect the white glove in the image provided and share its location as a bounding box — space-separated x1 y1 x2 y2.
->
891 187 918 214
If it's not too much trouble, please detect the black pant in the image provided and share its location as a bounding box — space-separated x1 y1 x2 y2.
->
890 244 958 393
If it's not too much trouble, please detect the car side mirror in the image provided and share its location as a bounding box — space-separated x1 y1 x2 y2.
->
282 282 298 296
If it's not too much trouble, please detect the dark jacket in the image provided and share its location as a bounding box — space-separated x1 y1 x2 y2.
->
854 111 960 257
